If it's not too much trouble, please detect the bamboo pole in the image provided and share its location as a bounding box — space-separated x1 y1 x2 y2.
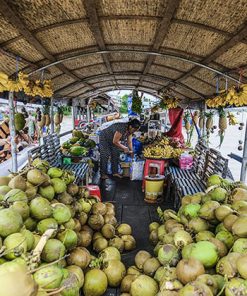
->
240 119 247 182
8 91 18 172
50 97 54 133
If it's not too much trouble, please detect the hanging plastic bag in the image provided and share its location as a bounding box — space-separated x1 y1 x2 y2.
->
130 160 144 181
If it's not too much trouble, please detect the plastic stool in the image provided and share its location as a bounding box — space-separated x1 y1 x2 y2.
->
142 159 169 191
86 185 101 201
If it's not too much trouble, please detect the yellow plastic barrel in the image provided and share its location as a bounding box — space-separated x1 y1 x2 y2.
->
144 175 165 203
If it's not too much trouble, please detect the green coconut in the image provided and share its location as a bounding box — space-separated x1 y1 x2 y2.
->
67 183 79 196
230 188 247 202
64 218 76 230
25 182 38 200
216 253 241 278
187 241 218 268
143 257 161 277
130 275 159 296
27 169 48 185
208 187 227 202
233 238 247 253
0 185 11 195
66 265 84 288
109 237 125 253
4 189 28 203
0 208 23 237
8 175 26 191
100 246 121 262
174 230 193 248
48 167 63 178
38 185 55 201
196 274 218 295
225 278 247 296
24 217 37 231
158 244 180 266
37 218 58 237
57 229 78 250
10 201 30 220
83 269 108 296
3 233 27 260
178 281 213 296
103 259 126 287
207 174 222 187
33 234 41 248
58 192 73 205
52 203 71 224
30 197 52 220
183 203 201 218
135 251 152 270
199 200 220 220
188 217 209 233
232 216 247 237
67 247 91 270
21 229 34 251
41 239 66 263
216 230 234 249
149 222 160 232
51 178 67 194
195 231 215 242
237 255 247 280
34 265 64 289
215 205 234 222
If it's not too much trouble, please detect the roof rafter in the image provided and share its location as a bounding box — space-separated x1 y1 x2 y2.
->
137 0 181 87
0 0 94 89
83 0 116 87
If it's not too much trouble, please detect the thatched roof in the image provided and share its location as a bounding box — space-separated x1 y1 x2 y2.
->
0 0 246 102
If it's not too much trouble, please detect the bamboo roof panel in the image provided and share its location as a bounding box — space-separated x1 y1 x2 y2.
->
214 43 247 69
141 81 160 90
172 85 198 99
74 64 108 77
101 19 158 45
87 76 114 84
62 55 104 70
108 52 146 62
116 79 139 85
143 77 169 86
4 38 44 62
35 22 96 55
92 81 116 88
182 76 215 95
0 53 26 76
59 83 86 96
52 74 75 91
68 87 93 97
154 56 194 72
112 62 144 72
176 0 247 33
149 65 182 79
194 68 237 91
7 0 86 30
97 0 167 17
0 12 19 43
162 23 228 56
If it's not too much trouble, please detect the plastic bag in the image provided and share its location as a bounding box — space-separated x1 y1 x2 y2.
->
130 160 144 181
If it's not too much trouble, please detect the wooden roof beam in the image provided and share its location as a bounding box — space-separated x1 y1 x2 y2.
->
137 0 181 87
0 0 94 89
83 0 117 87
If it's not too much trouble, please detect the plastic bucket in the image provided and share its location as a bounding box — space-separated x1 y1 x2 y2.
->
144 175 165 203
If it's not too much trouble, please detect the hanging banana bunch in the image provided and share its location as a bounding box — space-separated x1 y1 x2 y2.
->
199 112 205 130
227 112 238 125
54 106 63 134
218 108 227 147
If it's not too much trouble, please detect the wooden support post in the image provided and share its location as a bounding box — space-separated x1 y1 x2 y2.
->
240 119 247 182
202 102 207 143
8 91 17 173
87 105 91 123
72 106 76 129
50 97 54 134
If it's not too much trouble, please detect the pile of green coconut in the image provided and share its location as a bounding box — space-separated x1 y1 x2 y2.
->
0 158 136 296
118 175 247 296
